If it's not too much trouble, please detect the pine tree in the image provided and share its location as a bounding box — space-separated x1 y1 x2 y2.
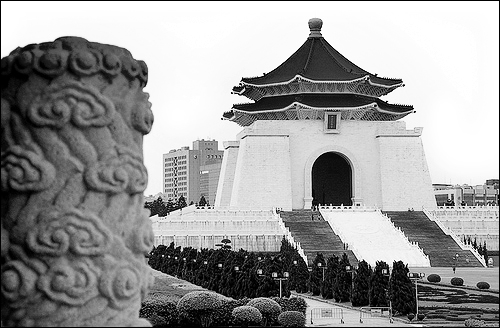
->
293 256 310 293
145 196 166 216
327 254 341 302
351 260 371 306
165 198 175 213
335 253 352 302
309 253 325 296
370 261 389 307
389 261 415 315
483 241 489 263
321 256 335 299
177 195 187 209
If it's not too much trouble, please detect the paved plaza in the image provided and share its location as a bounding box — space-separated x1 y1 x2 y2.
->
294 294 424 327
292 266 498 327
408 266 499 290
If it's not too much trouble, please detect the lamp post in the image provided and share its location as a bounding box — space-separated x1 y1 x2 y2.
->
257 269 289 298
408 272 425 317
346 265 356 300
272 271 289 298
382 268 393 323
317 262 327 281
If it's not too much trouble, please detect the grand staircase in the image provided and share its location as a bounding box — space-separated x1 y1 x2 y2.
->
383 211 483 267
280 210 358 266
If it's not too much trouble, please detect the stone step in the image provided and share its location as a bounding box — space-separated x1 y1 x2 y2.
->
280 210 358 266
384 211 483 267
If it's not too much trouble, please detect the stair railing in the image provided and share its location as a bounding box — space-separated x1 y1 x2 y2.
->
274 208 308 264
322 215 363 262
376 210 431 266
423 207 486 267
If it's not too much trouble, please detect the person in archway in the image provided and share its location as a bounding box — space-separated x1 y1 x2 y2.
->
312 198 319 211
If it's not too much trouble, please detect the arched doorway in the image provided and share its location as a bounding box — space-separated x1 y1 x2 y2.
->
312 152 352 206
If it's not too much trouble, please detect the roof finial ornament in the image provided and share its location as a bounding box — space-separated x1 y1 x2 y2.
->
308 18 323 38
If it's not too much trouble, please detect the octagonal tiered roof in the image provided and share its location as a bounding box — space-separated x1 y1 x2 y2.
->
224 18 414 126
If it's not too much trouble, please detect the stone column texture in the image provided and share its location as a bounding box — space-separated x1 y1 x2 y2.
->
1 37 155 326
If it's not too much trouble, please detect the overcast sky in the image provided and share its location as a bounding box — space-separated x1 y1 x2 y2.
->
2 1 499 197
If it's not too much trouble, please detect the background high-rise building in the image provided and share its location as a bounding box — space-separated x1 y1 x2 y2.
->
433 180 499 206
163 139 223 205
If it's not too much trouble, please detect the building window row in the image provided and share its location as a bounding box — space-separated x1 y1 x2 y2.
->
164 155 187 162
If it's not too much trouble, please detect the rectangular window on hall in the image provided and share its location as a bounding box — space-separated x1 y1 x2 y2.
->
324 113 340 133
327 114 337 129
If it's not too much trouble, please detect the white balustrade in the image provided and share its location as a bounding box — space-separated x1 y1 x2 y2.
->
320 208 430 267
274 208 308 265
151 207 285 252
423 208 487 267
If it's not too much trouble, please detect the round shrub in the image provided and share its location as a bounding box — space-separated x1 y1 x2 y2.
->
278 311 306 327
232 306 262 326
247 297 282 326
146 314 167 327
476 281 490 290
213 297 250 327
427 274 441 283
177 291 224 327
140 296 178 325
270 297 307 315
451 277 464 286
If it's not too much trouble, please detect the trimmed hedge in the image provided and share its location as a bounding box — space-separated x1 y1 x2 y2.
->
177 291 225 327
247 297 282 326
465 318 485 327
140 295 178 325
476 281 490 290
270 297 307 315
146 314 167 327
232 306 262 326
427 274 441 283
278 311 306 327
212 298 250 327
450 277 464 286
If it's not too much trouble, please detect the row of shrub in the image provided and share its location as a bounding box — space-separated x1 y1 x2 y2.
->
426 274 490 289
148 237 420 316
140 291 307 327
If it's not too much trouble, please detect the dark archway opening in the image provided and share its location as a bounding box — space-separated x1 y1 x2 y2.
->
312 152 352 206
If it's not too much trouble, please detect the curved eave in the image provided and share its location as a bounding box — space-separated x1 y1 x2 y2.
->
232 101 413 115
223 102 414 127
233 75 404 101
242 74 402 89
231 94 413 114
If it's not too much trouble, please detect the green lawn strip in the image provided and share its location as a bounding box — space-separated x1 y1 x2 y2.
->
420 280 499 294
416 281 499 324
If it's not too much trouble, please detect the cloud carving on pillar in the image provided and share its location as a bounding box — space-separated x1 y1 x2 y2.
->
1 37 155 326
27 81 116 128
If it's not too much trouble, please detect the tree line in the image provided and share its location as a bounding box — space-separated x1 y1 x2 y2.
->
144 195 211 217
147 237 417 315
463 236 489 263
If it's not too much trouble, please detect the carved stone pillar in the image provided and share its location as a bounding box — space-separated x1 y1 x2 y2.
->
1 37 155 326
